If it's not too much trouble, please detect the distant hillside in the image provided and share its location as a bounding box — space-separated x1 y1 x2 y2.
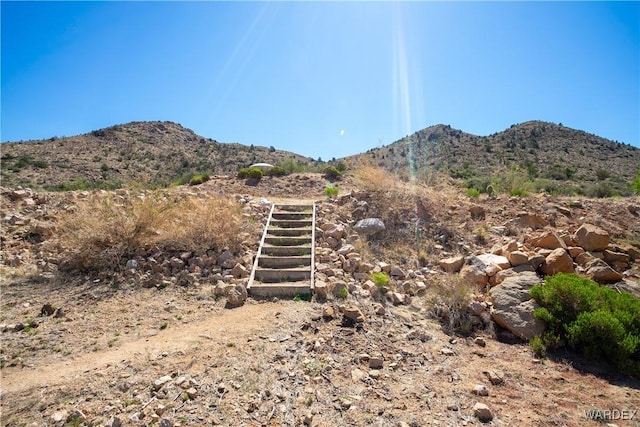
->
346 121 640 196
0 121 320 189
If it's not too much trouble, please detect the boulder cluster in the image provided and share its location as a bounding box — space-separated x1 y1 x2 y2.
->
440 221 639 340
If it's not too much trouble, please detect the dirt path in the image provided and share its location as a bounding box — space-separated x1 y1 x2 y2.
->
1 301 300 394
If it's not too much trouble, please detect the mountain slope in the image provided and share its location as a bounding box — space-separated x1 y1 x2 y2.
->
346 120 640 195
0 121 318 189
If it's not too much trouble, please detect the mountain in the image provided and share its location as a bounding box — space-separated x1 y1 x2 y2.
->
345 120 640 196
0 121 319 189
1 120 638 196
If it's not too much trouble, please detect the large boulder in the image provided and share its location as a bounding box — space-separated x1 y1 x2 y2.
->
585 259 623 283
353 218 385 236
489 272 545 340
540 248 574 276
573 224 610 251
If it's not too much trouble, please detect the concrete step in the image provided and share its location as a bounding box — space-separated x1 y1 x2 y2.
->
248 282 312 298
254 268 311 283
269 219 313 228
267 227 312 237
264 236 312 246
258 255 311 268
272 212 312 221
261 245 312 256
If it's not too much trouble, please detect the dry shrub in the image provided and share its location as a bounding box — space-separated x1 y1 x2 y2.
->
428 274 478 336
58 192 244 271
159 196 243 252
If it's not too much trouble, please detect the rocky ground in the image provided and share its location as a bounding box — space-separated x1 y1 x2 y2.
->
1 173 639 426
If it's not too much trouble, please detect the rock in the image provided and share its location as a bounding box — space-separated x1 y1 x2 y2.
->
472 384 489 396
389 292 406 305
540 248 574 276
474 337 487 347
574 224 610 251
477 254 511 270
373 303 385 315
513 213 547 230
169 257 185 270
389 265 406 278
507 251 529 267
369 356 384 369
473 402 494 422
341 305 366 323
529 231 566 250
469 205 485 220
586 259 623 283
332 281 347 297
439 256 465 273
105 416 123 427
353 218 386 236
225 284 248 308
351 368 367 381
483 370 505 385
603 250 630 265
460 263 488 287
230 263 249 278
51 410 69 423
322 306 335 319
153 375 172 390
159 419 174 427
314 281 328 299
489 272 545 340
40 303 56 316
324 224 346 240
440 347 455 356
218 250 237 268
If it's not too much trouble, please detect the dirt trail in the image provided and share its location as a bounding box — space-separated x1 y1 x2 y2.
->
1 302 296 394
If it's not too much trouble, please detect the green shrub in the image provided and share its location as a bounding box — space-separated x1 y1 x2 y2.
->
587 181 614 198
465 188 480 198
324 166 342 181
189 173 210 186
324 185 339 198
237 168 250 179
338 287 348 299
530 273 640 376
247 167 264 180
633 170 640 195
266 166 286 176
370 271 390 288
510 187 529 197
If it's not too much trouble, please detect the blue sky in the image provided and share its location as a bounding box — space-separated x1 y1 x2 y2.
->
2 1 639 159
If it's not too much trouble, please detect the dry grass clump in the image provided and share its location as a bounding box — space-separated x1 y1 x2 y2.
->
58 192 244 271
428 274 481 336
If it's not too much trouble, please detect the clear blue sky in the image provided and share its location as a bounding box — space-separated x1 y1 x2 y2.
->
2 1 639 159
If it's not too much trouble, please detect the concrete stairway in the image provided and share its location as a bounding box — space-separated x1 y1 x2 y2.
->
247 204 315 297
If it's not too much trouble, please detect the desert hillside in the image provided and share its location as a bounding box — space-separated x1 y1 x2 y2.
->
2 120 639 198
1 167 639 426
0 121 320 190
347 121 640 197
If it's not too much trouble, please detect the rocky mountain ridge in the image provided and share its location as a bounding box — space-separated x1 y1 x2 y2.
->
2 120 639 196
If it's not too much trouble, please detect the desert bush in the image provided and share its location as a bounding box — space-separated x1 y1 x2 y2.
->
633 170 640 195
465 188 480 198
324 185 339 198
281 158 305 174
237 168 250 179
530 273 640 376
369 271 389 288
266 166 286 176
58 193 244 272
587 181 614 198
323 166 342 181
188 173 210 186
247 167 264 180
429 274 476 336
